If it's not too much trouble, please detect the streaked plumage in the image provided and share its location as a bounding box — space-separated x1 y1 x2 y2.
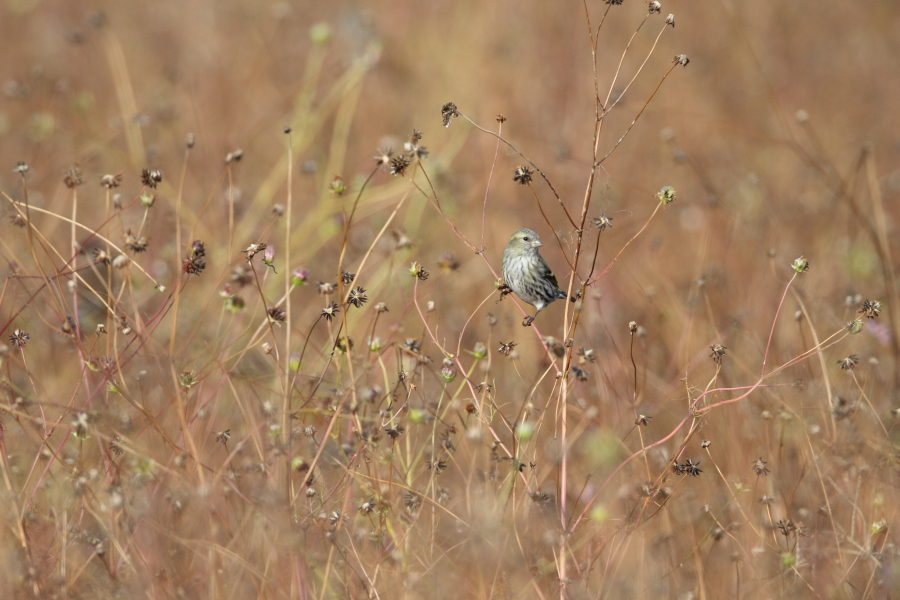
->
501 228 568 326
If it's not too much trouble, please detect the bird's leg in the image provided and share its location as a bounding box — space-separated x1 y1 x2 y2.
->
522 315 535 327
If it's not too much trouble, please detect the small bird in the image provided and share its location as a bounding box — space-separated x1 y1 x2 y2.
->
501 228 569 326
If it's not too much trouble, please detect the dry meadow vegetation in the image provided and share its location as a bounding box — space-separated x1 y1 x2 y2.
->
1 1 899 598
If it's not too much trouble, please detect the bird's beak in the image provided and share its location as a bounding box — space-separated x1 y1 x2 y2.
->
531 240 543 248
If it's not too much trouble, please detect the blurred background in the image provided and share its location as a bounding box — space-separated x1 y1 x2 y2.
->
1 0 899 598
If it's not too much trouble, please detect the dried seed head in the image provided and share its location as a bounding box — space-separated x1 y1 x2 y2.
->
9 329 29 349
498 341 517 356
438 252 459 271
347 286 368 308
321 301 340 321
267 307 286 325
648 1 662 14
441 102 460 127
709 344 727 364
837 354 859 371
63 167 84 188
13 161 29 174
409 262 429 280
673 54 689 66
390 155 411 176
140 168 162 188
112 254 131 269
124 229 149 253
859 299 881 319
593 213 613 231
183 255 205 275
391 229 414 249
577 347 596 363
100 173 122 188
665 13 675 26
571 366 589 382
752 458 770 477
374 147 393 170
512 165 534 185
241 242 267 261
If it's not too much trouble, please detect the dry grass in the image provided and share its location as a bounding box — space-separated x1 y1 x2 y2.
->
0 1 899 598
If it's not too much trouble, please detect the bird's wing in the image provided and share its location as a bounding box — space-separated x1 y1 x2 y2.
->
540 257 561 289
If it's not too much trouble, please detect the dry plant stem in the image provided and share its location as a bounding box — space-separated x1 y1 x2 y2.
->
333 168 398 421
586 202 663 286
581 1 613 108
789 287 837 440
249 263 282 364
480 120 503 251
5 196 163 289
282 130 295 495
0 429 37 588
411 175 477 253
410 279 518 466
188 169 228 242
175 144 190 286
13 176 68 323
595 63 679 167
571 329 848 533
336 168 380 311
600 22 668 117
458 113 577 230
226 166 235 263
864 148 900 383
761 272 797 377
70 186 80 337
850 371 890 440
101 29 145 166
168 148 192 357
526 184 575 270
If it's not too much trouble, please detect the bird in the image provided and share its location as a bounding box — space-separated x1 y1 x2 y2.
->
501 228 569 326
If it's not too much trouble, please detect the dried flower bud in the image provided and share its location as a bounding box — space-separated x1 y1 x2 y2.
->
791 256 809 274
291 267 309 286
441 102 460 127
657 186 676 203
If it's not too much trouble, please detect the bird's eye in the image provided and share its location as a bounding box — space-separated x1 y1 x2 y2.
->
523 237 529 241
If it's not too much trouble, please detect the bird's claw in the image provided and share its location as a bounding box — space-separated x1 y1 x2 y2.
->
522 315 535 327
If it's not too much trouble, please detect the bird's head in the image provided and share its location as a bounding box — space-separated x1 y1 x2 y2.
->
508 228 543 251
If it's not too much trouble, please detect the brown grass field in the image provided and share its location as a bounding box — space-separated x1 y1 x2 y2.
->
1 1 899 598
